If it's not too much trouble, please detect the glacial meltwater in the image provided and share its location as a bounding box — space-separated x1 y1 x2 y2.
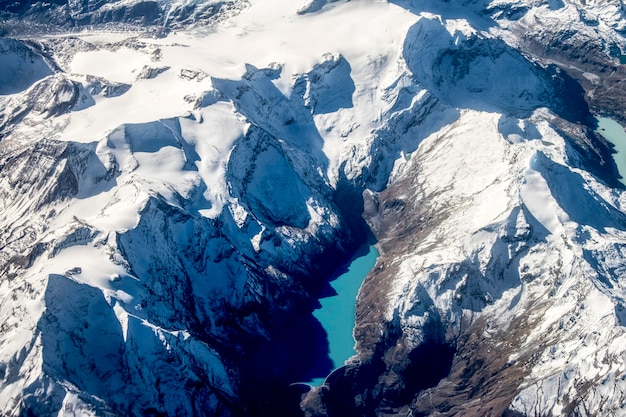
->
309 245 379 386
596 117 626 185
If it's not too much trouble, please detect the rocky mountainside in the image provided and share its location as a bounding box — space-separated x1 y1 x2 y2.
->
1 0 626 416
0 0 250 34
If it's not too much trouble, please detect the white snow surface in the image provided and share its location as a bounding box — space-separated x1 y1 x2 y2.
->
382 107 626 415
1 0 626 416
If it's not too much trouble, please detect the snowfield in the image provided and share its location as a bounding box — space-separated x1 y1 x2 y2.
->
1 0 626 416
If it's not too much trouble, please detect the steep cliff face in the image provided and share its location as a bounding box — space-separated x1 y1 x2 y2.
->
302 1 626 416
311 111 626 416
0 28 366 415
0 0 250 33
1 0 626 416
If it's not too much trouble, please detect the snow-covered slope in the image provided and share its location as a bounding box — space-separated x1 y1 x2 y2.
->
1 0 626 416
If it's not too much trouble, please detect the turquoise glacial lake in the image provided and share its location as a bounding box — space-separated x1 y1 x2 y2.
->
309 245 379 386
596 117 626 185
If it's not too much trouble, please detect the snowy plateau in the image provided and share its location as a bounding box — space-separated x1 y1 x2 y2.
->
2 0 626 416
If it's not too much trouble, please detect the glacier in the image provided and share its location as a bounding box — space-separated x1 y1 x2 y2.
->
1 0 626 416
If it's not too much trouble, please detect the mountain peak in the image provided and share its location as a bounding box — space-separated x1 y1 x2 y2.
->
2 0 626 416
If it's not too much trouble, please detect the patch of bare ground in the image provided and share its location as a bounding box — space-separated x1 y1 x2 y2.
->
355 158 454 361
518 28 626 126
410 303 551 416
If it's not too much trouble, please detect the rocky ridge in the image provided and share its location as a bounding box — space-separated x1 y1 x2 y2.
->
0 0 626 416
0 0 250 35
303 1 626 416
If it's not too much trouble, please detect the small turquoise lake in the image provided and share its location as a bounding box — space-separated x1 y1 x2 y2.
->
596 117 626 186
309 245 379 386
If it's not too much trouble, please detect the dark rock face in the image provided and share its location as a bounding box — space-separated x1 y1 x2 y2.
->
0 0 249 34
0 39 55 95
302 341 455 417
402 17 592 123
227 128 312 229
1 0 162 26
515 24 626 124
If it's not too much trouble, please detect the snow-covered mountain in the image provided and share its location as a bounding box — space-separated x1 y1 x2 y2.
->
0 0 249 34
1 0 626 416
